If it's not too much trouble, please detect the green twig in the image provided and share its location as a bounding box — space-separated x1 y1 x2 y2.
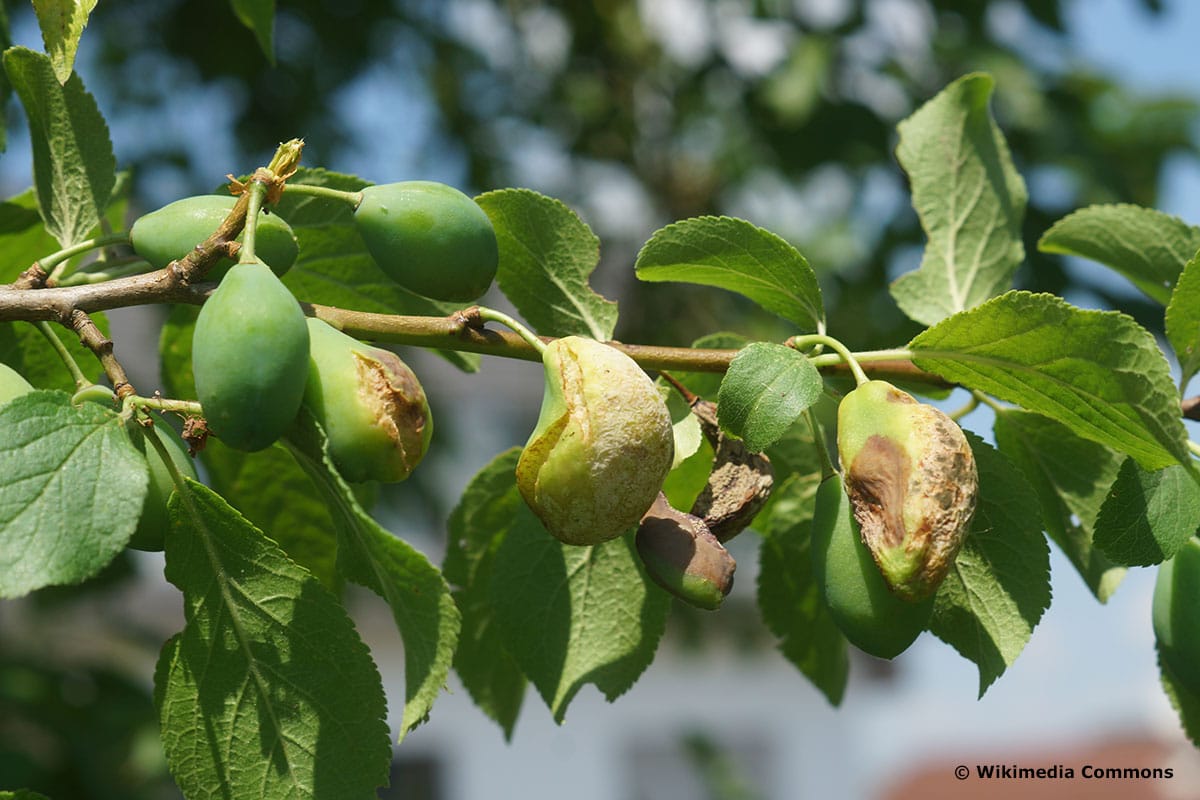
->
42 233 131 284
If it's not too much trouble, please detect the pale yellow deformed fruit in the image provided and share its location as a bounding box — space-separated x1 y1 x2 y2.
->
517 336 674 546
837 380 977 601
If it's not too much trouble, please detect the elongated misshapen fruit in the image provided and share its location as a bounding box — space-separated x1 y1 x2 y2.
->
303 318 432 483
516 336 674 546
636 493 735 610
354 181 498 302
192 258 310 452
1153 537 1200 693
837 380 977 601
811 475 933 659
129 194 298 278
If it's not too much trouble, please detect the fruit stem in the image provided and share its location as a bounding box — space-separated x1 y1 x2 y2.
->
789 334 869 386
128 396 204 417
473 306 548 355
40 233 131 283
239 180 268 264
282 182 364 207
947 393 981 421
34 321 89 390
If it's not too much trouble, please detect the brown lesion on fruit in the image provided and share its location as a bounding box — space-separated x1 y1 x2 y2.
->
355 350 428 472
846 434 911 550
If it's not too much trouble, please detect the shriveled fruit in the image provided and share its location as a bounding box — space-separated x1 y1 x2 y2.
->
687 398 774 542
837 380 977 601
354 181 498 302
126 420 198 551
192 258 310 452
516 336 674 546
811 474 933 659
129 195 299 278
636 493 735 610
303 318 432 483
1153 537 1200 692
0 363 34 405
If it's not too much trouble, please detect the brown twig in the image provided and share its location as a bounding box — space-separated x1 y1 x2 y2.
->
69 309 134 398
1184 396 1200 422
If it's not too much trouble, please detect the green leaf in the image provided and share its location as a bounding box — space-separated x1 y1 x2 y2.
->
931 434 1050 696
443 448 527 739
1166 249 1200 389
3 47 115 248
286 412 460 740
0 791 52 800
1038 204 1200 305
201 439 342 592
910 291 1190 470
276 170 479 372
229 0 275 63
31 0 97 83
0 391 147 598
476 188 618 340
756 475 848 705
491 507 670 723
993 409 1126 602
890 73 1027 326
1093 458 1200 566
1159 643 1200 748
635 216 824 332
156 478 391 799
0 189 59 280
717 342 823 452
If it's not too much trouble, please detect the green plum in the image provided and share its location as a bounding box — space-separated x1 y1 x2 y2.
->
192 258 310 451
129 194 299 278
811 474 933 659
1153 536 1200 692
302 318 432 483
354 181 498 302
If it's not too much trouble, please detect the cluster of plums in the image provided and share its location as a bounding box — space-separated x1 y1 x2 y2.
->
133 180 498 474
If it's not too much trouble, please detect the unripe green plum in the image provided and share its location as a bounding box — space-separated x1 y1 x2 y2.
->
811 474 933 659
354 181 498 302
516 336 674 546
636 493 735 610
129 195 299 278
0 363 34 405
1153 537 1200 692
302 318 432 483
192 258 310 452
837 380 977 601
126 421 199 551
